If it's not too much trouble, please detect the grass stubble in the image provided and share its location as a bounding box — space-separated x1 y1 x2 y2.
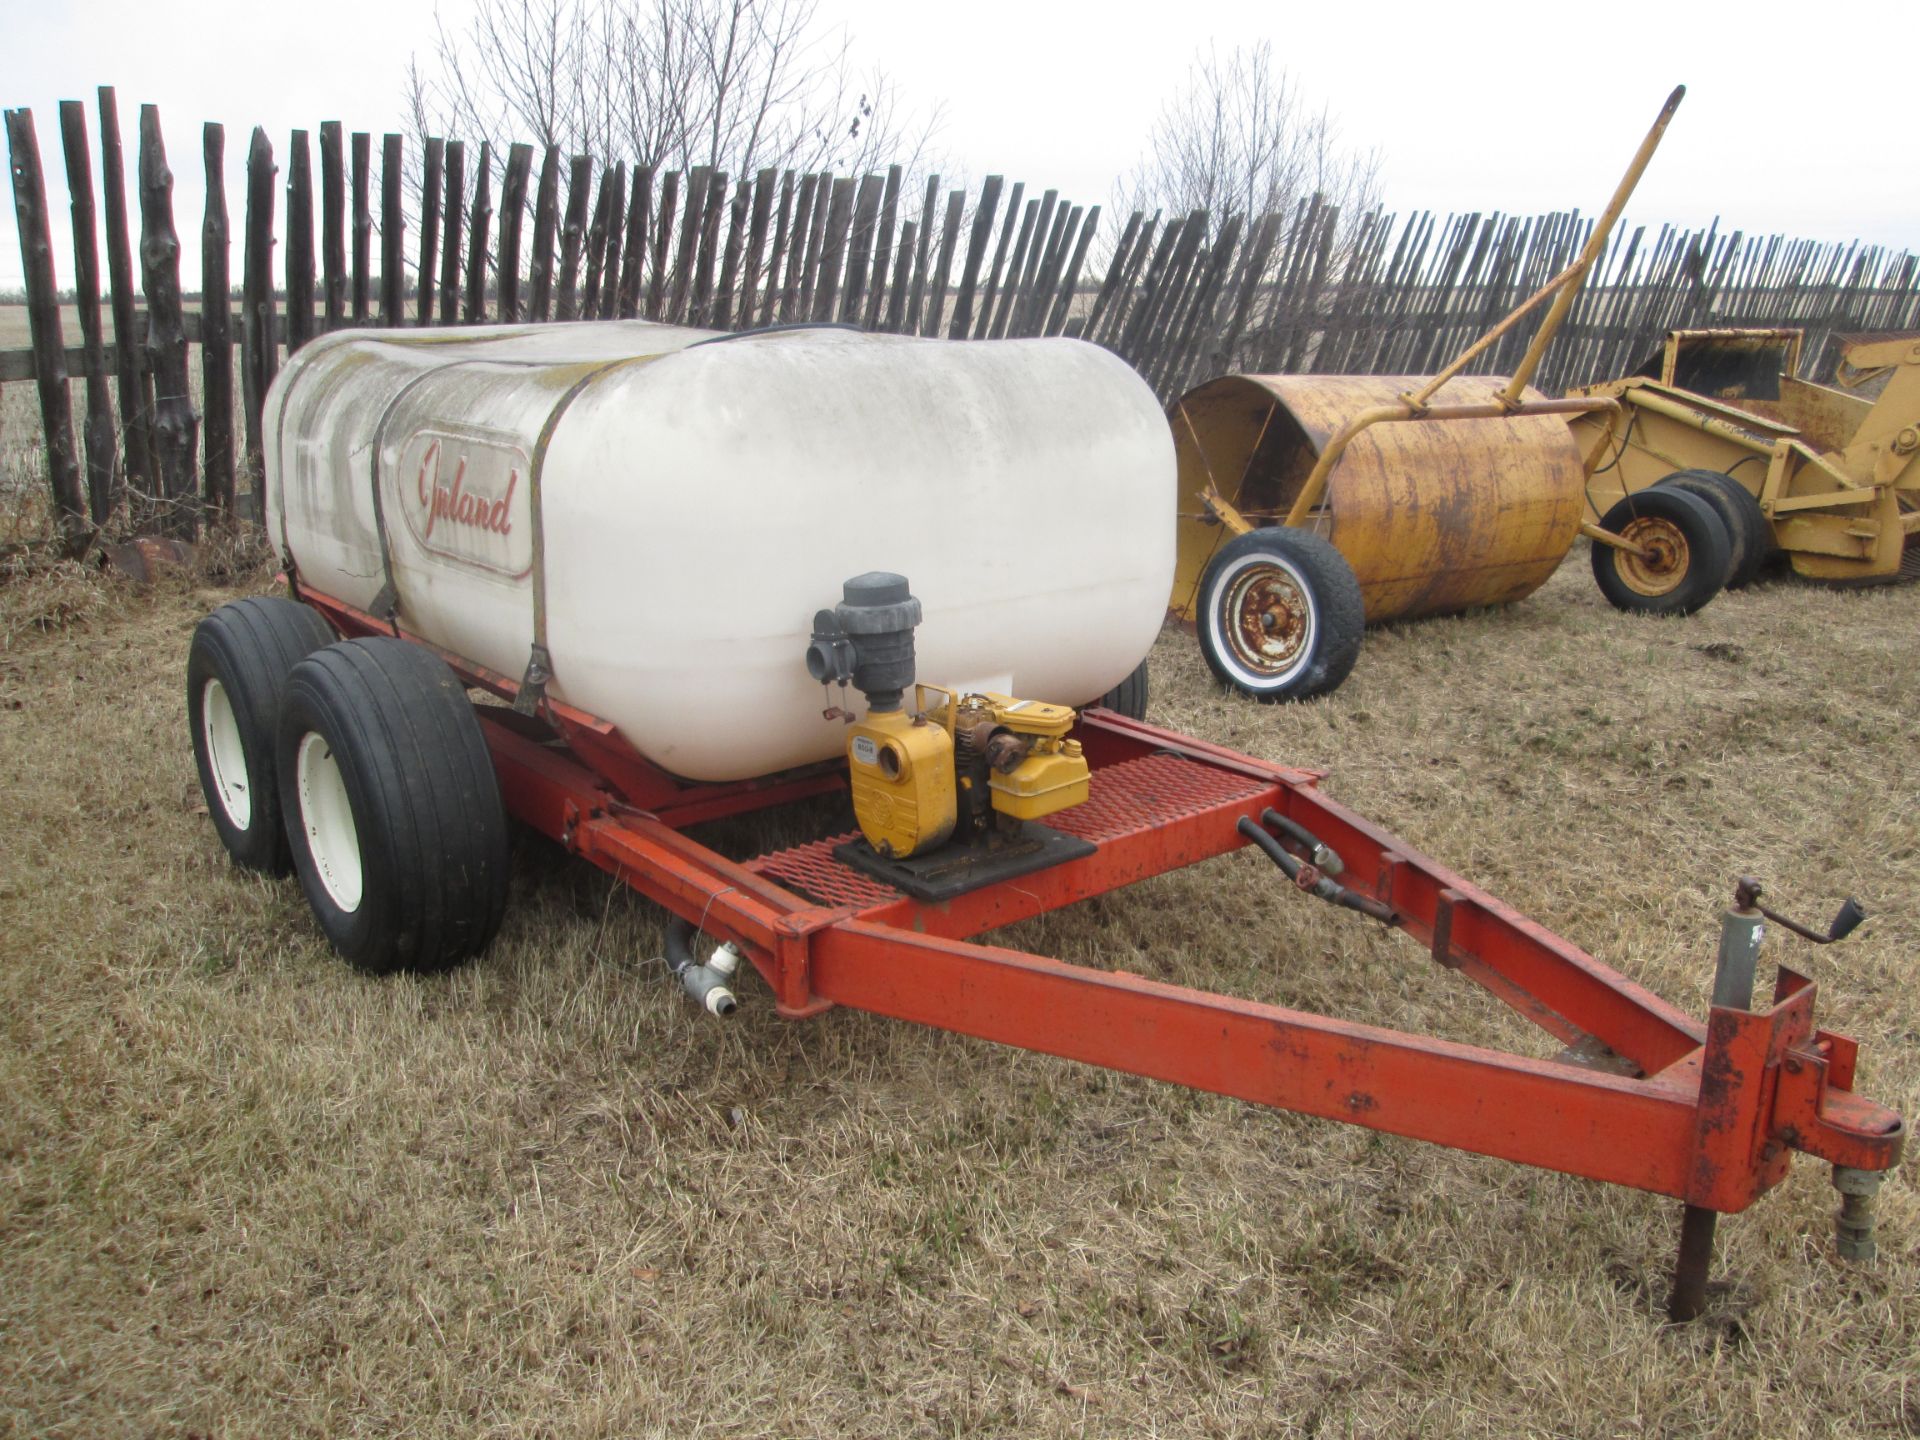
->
1 395 1917 1436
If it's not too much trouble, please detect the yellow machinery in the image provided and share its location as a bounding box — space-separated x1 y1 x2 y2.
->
1169 372 1591 626
845 686 1088 860
1168 88 1711 702
807 572 1093 899
1569 329 1920 584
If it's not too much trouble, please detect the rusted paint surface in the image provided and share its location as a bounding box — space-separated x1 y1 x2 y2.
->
1169 373 1587 625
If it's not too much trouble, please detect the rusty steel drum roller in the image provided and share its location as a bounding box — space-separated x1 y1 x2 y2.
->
1166 87 1716 703
1169 373 1590 630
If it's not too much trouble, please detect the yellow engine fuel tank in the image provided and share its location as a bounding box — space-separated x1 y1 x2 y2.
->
1168 374 1589 625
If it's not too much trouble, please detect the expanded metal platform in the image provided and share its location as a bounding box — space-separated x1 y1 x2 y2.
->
749 753 1272 917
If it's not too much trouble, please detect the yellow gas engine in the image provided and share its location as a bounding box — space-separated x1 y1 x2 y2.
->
806 573 1094 901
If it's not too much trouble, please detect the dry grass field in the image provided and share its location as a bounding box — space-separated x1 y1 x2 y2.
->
2 376 1918 1432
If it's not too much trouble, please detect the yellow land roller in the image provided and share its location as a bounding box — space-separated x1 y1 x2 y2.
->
1169 87 1737 701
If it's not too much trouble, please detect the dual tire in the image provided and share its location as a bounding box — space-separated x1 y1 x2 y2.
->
1653 469 1770 590
188 601 509 973
1590 479 1740 616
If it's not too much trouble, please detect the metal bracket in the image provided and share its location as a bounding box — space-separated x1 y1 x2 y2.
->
513 644 554 718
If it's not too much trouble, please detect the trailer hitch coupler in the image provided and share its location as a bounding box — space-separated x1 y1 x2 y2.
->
1833 1166 1883 1263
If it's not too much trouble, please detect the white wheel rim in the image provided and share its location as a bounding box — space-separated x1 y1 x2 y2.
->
296 730 363 912
1206 550 1321 691
200 678 252 830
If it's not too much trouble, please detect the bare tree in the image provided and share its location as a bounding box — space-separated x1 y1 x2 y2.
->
1117 41 1381 239
407 0 935 179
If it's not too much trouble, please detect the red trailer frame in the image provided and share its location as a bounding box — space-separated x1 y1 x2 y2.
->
304 589 1904 1318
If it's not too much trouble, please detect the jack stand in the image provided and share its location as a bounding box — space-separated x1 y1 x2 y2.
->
1668 1205 1718 1321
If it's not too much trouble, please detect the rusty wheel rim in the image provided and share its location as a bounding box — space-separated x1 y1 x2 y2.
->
1615 515 1691 596
1219 556 1316 683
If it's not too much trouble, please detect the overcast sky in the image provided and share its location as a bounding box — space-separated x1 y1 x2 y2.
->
3 0 1916 292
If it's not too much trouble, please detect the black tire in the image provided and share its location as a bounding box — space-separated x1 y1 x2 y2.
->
1654 468 1770 589
186 596 338 873
276 637 509 974
1095 659 1150 720
1196 528 1364 702
1590 486 1731 616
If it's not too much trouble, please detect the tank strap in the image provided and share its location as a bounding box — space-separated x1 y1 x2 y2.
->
514 354 663 717
366 363 464 634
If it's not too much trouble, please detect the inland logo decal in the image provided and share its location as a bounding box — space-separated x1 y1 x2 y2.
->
394 429 535 579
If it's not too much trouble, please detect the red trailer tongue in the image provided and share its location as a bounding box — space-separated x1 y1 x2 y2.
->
294 571 1895 1323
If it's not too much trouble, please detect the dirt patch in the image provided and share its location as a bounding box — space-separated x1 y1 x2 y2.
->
2 557 1916 1437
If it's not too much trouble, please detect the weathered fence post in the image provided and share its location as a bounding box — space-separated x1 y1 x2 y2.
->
5 107 88 549
285 130 315 352
497 142 533 321
319 122 346 329
136 104 198 537
583 161 617 319
690 169 728 327
555 153 591 321
885 219 915 333
972 179 1022 340
778 173 815 322
380 134 404 325
350 131 371 321
56 101 117 527
744 171 783 326
841 173 883 326
439 140 464 325
648 169 680 321
865 164 902 330
617 164 651 319
922 188 964 338
667 166 706 324
811 176 854 323
200 121 235 521
906 175 937 336
594 160 625 321
463 141 492 323
98 86 155 511
987 197 1039 341
1049 204 1100 337
528 144 561 321
241 127 278 481
952 176 1005 339
416 136 443 324
713 178 749 329
741 168 776 327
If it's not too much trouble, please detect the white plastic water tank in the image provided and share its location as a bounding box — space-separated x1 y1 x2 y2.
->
264 321 1174 783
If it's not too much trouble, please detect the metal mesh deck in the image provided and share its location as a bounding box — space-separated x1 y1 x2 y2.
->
747 753 1269 910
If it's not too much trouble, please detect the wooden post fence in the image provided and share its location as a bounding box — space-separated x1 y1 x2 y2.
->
5 94 1919 546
